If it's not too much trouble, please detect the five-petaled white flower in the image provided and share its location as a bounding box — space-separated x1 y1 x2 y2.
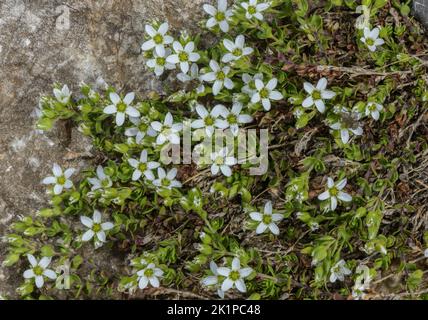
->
153 167 182 190
365 102 383 121
201 60 234 96
42 163 75 195
302 78 336 113
251 77 283 111
318 177 352 211
330 121 363 144
125 116 150 144
241 0 270 21
360 27 384 52
53 85 71 104
249 200 283 235
191 104 226 137
141 22 174 56
217 258 253 293
128 150 160 181
209 147 237 177
201 261 225 299
203 0 233 32
103 92 140 127
329 259 352 283
88 165 112 191
215 102 253 136
146 48 176 76
80 210 114 244
23 254 57 289
149 112 183 145
137 261 164 290
242 73 263 97
166 41 200 74
177 63 205 94
222 35 253 63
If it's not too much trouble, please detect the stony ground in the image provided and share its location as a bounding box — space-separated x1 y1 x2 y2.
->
0 0 209 298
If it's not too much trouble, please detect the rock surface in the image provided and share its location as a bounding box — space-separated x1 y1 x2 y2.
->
414 0 428 28
0 0 208 298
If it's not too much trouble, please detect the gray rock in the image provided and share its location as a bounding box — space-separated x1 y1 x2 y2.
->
0 0 209 298
413 0 428 27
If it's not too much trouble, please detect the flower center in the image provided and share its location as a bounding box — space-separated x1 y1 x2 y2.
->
101 179 110 187
248 6 257 14
366 38 374 46
138 163 147 172
329 187 338 196
33 266 44 276
117 102 127 112
156 57 166 66
227 114 237 124
312 90 321 100
229 270 240 281
215 156 224 165
161 178 171 187
92 223 101 233
57 176 66 185
262 214 272 224
232 48 242 56
178 51 189 62
162 127 172 137
215 11 225 21
204 116 214 126
144 268 154 277
260 88 269 99
153 34 163 44
368 103 376 111
216 71 225 80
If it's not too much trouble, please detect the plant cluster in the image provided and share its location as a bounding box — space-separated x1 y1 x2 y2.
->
3 0 428 300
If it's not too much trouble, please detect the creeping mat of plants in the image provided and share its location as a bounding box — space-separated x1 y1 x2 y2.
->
2 0 428 300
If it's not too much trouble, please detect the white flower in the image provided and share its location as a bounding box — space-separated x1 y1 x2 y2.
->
149 112 183 145
137 262 164 289
330 121 363 144
365 102 383 120
200 60 234 96
191 104 226 137
53 85 71 104
177 63 205 94
209 147 237 177
88 165 112 191
302 78 336 113
80 210 114 244
318 177 352 211
153 167 182 190
23 254 57 289
103 92 140 127
329 259 352 283
352 265 373 299
42 163 75 195
146 48 176 76
201 261 225 299
249 201 283 235
241 0 270 20
203 0 233 32
242 73 263 96
217 258 253 293
251 78 283 111
125 116 150 144
360 27 384 52
128 150 160 181
215 102 253 136
222 35 253 63
141 22 174 56
166 41 200 74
